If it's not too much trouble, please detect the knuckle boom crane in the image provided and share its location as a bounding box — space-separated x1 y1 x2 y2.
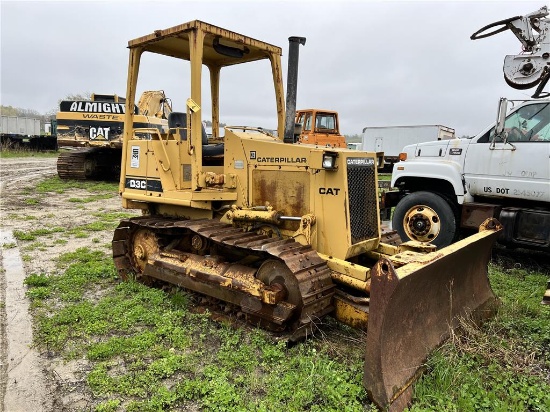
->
471 5 550 98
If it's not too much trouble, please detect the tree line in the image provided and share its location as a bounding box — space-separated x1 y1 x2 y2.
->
1 93 92 122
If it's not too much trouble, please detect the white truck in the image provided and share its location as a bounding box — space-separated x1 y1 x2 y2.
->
388 98 550 254
362 124 455 172
0 115 57 150
388 5 550 256
1 115 41 138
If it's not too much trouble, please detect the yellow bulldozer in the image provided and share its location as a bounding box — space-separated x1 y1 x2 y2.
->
56 91 172 180
111 21 502 411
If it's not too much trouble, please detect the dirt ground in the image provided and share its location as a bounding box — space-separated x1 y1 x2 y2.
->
0 156 129 412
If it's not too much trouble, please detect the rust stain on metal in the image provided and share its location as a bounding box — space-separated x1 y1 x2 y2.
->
364 225 501 411
113 217 334 339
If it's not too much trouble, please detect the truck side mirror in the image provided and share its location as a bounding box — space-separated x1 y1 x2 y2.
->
492 97 517 151
495 97 508 138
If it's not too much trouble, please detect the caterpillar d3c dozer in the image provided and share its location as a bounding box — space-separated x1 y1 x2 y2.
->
56 91 172 180
112 21 502 411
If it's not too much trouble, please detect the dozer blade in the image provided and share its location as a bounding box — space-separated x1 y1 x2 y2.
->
364 218 502 412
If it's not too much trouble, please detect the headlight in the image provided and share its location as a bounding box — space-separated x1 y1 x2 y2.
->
322 153 337 169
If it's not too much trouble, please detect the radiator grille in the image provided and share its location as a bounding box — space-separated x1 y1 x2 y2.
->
347 158 379 244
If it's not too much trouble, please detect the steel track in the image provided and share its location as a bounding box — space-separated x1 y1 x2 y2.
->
112 216 336 340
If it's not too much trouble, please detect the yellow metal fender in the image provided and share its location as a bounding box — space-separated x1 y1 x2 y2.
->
364 218 503 411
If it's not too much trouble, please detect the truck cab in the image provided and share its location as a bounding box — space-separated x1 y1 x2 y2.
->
389 99 550 250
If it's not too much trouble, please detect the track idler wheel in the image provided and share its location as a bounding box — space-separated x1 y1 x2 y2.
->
257 260 299 311
130 229 160 273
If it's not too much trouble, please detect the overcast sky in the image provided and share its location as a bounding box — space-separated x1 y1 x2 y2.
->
1 0 546 136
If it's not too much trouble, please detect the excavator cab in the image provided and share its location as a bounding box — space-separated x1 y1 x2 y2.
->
115 21 502 410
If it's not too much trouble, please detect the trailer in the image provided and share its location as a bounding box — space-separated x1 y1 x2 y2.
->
0 115 57 150
362 124 455 172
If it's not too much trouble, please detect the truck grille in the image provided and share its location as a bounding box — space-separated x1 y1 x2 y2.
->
347 158 379 244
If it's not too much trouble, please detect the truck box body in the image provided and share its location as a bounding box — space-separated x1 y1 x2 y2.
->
361 125 455 171
1 115 41 137
1 115 57 150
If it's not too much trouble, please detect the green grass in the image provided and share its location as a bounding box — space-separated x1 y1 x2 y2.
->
23 241 49 252
25 244 550 411
0 149 58 158
19 204 549 412
11 218 123 243
68 194 114 203
26 248 372 411
409 263 550 411
13 226 65 241
34 177 118 195
24 197 42 205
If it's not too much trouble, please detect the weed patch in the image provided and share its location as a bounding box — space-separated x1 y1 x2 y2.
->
13 226 65 242
68 194 114 203
410 264 550 411
34 177 118 195
27 248 371 411
24 197 42 205
0 150 58 158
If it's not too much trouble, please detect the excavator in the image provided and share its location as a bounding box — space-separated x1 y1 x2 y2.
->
471 5 550 304
111 21 502 410
56 91 172 180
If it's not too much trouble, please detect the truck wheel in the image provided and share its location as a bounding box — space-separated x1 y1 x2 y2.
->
392 191 458 248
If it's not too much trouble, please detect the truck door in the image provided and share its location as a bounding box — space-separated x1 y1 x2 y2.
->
464 102 550 202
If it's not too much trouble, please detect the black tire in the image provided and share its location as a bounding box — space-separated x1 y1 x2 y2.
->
392 191 458 248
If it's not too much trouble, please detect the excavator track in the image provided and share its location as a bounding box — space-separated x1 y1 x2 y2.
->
57 147 121 180
112 216 336 340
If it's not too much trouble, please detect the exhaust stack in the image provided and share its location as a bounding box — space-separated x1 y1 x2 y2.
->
284 36 306 143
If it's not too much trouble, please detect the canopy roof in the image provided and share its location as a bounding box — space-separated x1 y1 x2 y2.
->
128 20 282 67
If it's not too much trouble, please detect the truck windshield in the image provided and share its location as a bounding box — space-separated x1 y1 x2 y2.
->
484 102 550 142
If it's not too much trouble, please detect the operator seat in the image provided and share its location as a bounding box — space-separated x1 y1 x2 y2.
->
168 112 224 157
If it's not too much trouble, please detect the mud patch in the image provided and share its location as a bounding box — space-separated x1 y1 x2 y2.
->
1 230 53 412
0 156 135 410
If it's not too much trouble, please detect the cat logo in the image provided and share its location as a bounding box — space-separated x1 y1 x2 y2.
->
89 127 110 140
319 187 341 195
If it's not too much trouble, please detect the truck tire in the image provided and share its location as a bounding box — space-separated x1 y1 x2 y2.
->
392 191 458 249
